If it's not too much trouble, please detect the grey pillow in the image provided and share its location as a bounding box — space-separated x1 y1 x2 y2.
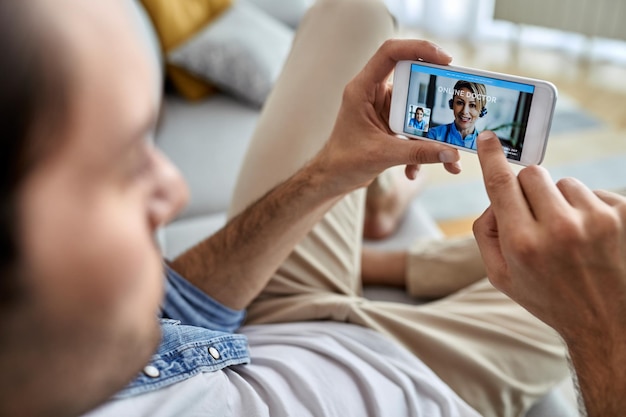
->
168 1 294 107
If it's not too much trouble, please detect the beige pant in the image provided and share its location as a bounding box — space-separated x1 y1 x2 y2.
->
228 0 568 416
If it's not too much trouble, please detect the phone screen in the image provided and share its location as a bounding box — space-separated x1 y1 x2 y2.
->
403 63 535 161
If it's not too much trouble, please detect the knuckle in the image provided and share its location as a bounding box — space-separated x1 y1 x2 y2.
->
508 233 540 260
342 81 357 102
589 207 622 238
518 165 546 183
615 199 626 218
380 39 396 53
556 176 578 189
485 170 516 192
615 204 626 227
549 216 584 243
472 218 482 236
556 177 587 197
410 146 430 163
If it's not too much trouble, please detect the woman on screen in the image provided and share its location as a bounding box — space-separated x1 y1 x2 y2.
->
427 80 488 150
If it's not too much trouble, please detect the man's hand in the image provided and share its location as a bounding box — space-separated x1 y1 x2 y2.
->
473 131 626 417
171 39 463 313
312 39 462 197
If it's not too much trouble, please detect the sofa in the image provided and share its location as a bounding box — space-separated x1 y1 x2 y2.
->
129 0 304 259
131 1 578 415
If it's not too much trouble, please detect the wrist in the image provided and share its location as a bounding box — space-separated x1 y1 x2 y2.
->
564 330 626 416
306 135 382 199
301 152 349 200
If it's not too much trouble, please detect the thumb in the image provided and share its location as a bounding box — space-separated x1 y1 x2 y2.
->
393 138 461 172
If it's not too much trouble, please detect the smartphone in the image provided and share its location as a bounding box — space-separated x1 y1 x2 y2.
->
389 61 558 166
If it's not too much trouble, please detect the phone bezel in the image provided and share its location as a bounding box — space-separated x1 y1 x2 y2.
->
389 61 558 166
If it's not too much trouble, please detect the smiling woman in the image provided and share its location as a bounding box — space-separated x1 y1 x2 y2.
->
426 80 488 149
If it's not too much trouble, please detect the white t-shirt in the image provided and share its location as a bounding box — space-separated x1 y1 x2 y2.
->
85 322 480 417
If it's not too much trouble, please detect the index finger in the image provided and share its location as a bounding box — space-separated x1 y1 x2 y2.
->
361 39 453 86
477 131 534 228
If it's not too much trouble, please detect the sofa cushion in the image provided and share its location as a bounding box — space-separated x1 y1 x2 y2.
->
156 94 259 220
168 1 293 107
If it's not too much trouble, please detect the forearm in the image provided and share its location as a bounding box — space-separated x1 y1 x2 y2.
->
169 39 462 311
565 333 626 417
169 159 343 310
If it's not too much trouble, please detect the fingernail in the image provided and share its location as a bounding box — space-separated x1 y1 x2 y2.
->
439 149 458 163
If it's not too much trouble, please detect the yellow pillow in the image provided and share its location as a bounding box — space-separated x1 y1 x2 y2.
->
140 0 233 100
167 64 217 100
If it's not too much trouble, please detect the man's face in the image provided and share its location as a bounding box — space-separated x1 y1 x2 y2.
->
452 88 479 131
416 109 423 121
14 0 188 412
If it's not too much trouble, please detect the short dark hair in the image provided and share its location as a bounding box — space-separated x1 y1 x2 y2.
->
0 2 69 307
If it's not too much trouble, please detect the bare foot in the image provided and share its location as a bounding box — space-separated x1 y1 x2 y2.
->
405 236 486 299
361 236 487 299
363 167 427 240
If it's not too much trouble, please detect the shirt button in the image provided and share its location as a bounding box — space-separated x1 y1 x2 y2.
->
208 347 221 360
143 365 160 378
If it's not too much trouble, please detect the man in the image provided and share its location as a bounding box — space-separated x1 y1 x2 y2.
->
0 0 580 416
408 106 426 130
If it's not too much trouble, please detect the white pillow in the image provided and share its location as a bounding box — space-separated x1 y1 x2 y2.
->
168 0 294 107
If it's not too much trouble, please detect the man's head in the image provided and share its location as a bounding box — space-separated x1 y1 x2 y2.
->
0 1 188 415
415 107 424 121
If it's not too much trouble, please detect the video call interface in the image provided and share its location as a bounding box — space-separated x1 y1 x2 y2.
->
403 63 535 161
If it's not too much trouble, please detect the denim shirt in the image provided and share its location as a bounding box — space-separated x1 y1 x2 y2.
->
426 122 479 150
115 266 251 398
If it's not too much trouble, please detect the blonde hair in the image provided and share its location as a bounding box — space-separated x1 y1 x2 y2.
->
453 80 487 112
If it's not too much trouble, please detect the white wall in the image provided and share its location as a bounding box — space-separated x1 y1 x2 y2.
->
384 0 626 64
